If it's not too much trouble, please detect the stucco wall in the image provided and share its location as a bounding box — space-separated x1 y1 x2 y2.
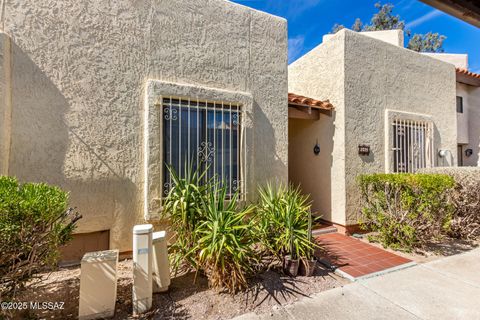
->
0 33 11 176
457 82 480 166
422 53 469 69
288 32 346 224
0 0 287 251
323 30 404 48
457 84 470 145
289 29 457 227
343 30 457 224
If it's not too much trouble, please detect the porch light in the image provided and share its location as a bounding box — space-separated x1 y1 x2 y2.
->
314 141 320 155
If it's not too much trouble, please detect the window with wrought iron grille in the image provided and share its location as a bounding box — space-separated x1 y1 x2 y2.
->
392 119 434 173
161 97 245 198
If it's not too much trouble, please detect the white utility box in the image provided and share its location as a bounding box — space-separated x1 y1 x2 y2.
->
78 249 119 320
132 224 153 315
152 231 170 292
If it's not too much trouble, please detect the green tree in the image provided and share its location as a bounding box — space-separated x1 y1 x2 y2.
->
407 32 446 53
330 2 446 53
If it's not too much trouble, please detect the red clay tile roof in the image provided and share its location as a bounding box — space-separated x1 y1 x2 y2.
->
456 67 480 79
288 93 334 110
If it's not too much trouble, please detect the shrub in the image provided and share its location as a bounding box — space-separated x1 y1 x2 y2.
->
358 173 455 251
163 165 257 293
420 167 480 240
0 176 81 298
196 185 256 293
162 164 208 274
256 183 315 261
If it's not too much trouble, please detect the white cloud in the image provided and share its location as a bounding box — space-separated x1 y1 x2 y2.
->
406 9 443 29
288 35 305 63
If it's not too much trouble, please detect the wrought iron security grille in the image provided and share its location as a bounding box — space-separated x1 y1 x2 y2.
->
392 119 434 173
161 97 245 199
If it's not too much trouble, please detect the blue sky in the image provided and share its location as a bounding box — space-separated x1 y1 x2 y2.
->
231 0 480 72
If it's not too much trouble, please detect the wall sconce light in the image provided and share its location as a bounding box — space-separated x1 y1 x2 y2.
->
465 149 473 157
358 144 370 156
313 140 320 155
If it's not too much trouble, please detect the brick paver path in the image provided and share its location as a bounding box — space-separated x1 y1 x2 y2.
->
316 233 413 279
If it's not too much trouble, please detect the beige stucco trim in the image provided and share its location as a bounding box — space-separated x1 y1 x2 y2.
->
143 80 254 221
0 32 11 175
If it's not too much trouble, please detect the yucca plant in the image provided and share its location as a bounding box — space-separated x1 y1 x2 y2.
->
162 163 209 274
256 183 315 269
196 184 256 293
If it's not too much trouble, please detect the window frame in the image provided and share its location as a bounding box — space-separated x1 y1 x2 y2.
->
160 96 244 200
144 80 253 220
385 110 435 173
391 118 434 173
456 96 464 114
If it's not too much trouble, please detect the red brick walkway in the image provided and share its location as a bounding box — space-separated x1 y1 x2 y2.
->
315 233 413 280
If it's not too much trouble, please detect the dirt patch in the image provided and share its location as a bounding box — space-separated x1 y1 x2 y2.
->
355 233 479 263
9 260 347 319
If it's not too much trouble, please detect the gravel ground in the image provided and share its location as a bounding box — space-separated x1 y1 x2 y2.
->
9 259 347 320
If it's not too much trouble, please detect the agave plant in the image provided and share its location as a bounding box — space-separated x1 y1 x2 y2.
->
256 183 315 261
162 163 209 273
196 184 256 293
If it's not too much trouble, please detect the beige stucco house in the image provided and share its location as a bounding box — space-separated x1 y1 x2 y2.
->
289 29 479 233
0 0 478 259
0 0 288 259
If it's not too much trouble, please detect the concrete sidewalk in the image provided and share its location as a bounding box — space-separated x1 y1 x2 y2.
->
234 248 480 320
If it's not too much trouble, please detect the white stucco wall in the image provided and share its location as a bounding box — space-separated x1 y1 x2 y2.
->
457 83 470 145
289 29 457 227
288 32 346 224
323 29 404 47
422 53 469 69
0 0 288 251
457 82 480 166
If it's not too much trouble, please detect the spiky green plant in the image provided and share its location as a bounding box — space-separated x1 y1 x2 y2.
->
196 185 256 293
162 163 209 273
256 183 315 261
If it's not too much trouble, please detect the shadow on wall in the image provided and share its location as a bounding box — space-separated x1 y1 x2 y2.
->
6 39 139 252
287 111 335 221
252 101 288 195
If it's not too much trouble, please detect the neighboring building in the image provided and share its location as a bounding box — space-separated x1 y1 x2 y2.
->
0 0 288 259
422 53 480 166
288 29 460 232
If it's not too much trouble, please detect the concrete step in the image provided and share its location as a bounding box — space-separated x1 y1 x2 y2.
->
312 225 338 236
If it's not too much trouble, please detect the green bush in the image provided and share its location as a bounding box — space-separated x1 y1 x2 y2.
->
358 173 455 251
162 164 208 274
163 166 319 292
162 165 257 293
0 176 81 298
256 183 315 261
420 167 480 240
196 185 256 293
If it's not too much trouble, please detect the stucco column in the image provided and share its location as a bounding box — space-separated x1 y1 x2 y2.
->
0 33 12 176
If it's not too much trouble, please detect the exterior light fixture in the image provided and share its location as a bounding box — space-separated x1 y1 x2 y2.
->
313 140 320 155
465 149 473 157
358 144 370 156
